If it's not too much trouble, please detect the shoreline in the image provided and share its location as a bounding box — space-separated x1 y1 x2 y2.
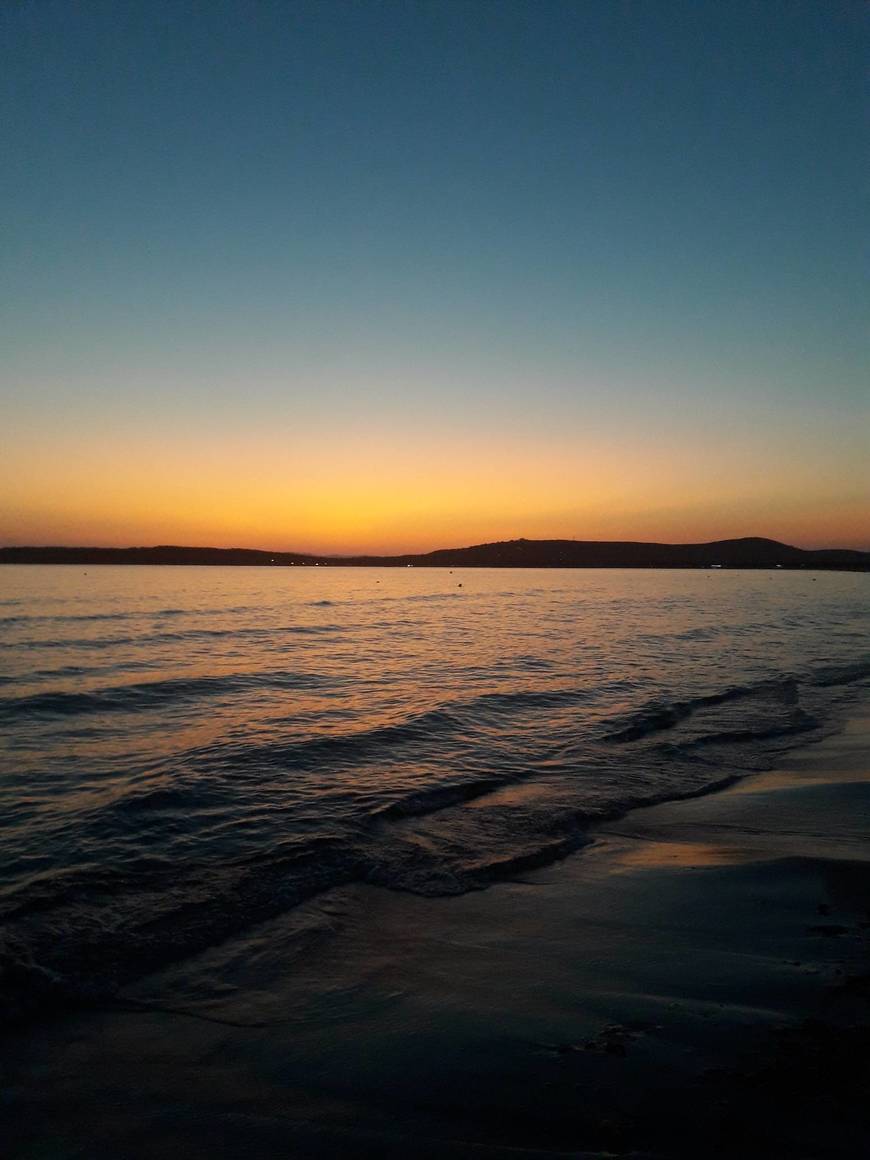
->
2 699 869 1157
2 659 866 1036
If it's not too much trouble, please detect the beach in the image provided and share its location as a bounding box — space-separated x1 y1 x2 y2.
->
4 1 867 1152
4 0 868 1152
2 700 868 1158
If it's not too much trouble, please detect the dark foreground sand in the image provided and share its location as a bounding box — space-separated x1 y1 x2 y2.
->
2 709 870 1159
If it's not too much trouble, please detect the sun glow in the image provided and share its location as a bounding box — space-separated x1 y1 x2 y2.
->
3 412 867 553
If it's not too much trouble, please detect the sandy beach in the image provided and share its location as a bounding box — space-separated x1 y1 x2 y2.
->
3 705 869 1159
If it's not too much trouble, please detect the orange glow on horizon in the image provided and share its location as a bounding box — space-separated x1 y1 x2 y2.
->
3 419 867 554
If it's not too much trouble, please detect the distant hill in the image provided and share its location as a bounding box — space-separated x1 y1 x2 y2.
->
1 537 867 570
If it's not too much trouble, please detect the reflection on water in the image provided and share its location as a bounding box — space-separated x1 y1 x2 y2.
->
0 565 867 1020
610 840 762 869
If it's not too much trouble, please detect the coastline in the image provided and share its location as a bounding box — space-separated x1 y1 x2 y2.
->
3 537 868 570
2 700 869 1158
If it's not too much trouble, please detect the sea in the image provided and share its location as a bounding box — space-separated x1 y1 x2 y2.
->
1 564 868 1025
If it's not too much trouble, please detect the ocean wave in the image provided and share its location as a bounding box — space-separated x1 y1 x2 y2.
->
2 570 867 1033
197 686 597 775
603 677 804 743
660 709 819 752
808 658 870 687
0 609 175 627
0 604 267 629
4 622 343 651
0 690 848 1035
0 669 334 720
0 753 757 1030
215 707 464 771
0 838 361 1026
371 775 512 820
598 668 870 774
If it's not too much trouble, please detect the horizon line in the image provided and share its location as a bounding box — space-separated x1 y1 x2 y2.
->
2 535 869 558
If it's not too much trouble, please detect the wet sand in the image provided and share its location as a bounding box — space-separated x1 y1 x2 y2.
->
2 708 869 1158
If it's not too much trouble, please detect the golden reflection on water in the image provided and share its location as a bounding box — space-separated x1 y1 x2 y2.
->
2 564 867 903
728 767 870 794
611 839 762 870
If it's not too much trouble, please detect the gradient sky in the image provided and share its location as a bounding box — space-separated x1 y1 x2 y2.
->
2 0 868 552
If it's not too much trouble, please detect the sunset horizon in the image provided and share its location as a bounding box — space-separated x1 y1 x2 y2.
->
4 4 867 558
2 527 869 557
3 4 868 1157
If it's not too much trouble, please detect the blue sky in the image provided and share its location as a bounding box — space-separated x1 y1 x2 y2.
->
2 1 867 550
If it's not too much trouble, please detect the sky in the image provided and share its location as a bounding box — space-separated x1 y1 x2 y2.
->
2 0 867 553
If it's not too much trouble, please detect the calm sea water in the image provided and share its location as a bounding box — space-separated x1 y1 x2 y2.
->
1 565 867 1021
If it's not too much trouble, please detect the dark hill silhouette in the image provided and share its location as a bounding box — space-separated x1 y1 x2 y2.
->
1 537 867 570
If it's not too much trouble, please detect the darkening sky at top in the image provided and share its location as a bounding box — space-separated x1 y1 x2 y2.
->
2 0 868 552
